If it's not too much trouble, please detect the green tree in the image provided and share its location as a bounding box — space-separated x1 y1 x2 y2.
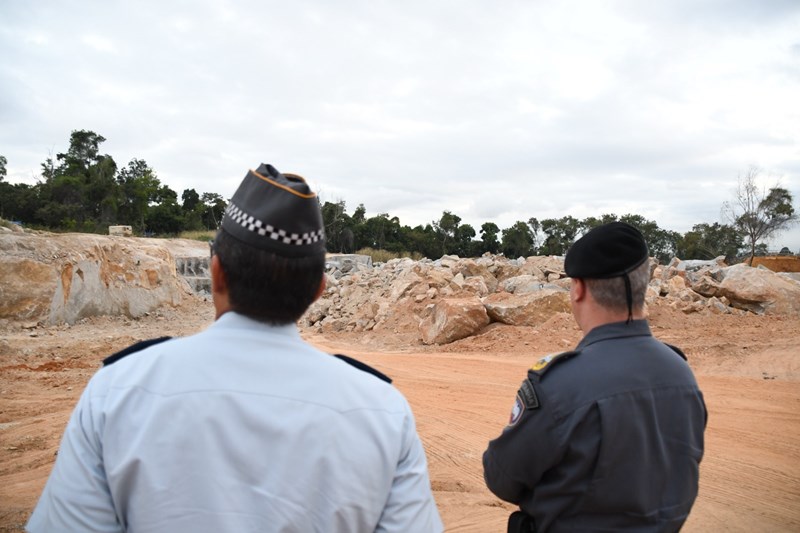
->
480 222 501 254
200 192 226 230
539 216 581 256
433 211 461 256
723 167 799 265
527 217 541 252
182 188 201 212
0 155 6 180
454 223 476 257
501 221 534 258
618 214 680 264
677 223 744 262
117 159 161 233
321 200 352 253
404 224 439 259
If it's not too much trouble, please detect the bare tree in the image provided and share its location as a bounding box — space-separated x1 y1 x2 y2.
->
722 166 798 265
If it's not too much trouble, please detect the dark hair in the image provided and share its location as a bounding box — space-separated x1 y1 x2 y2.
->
212 229 325 324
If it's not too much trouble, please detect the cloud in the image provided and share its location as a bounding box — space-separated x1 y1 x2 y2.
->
2 0 799 250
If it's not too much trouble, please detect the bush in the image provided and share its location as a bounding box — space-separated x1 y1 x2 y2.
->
179 230 216 242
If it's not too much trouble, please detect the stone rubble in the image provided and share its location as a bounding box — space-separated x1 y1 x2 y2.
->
2 233 798 343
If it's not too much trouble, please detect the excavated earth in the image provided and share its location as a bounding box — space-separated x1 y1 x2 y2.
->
1 256 799 531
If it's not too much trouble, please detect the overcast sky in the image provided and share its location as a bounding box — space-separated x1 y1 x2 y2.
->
2 0 799 252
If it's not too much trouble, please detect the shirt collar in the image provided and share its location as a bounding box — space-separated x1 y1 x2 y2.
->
211 311 301 339
576 319 652 351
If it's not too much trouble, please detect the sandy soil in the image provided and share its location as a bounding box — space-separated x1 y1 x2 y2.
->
1 296 799 532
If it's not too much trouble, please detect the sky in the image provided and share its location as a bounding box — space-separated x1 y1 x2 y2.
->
2 0 800 252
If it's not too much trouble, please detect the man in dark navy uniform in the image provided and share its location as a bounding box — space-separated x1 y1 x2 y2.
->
483 222 707 533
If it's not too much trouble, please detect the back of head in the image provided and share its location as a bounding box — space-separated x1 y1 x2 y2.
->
564 222 650 316
214 163 326 324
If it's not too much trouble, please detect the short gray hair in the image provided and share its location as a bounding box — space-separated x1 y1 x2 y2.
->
585 260 651 313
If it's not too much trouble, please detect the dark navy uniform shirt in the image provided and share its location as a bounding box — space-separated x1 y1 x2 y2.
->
483 320 707 532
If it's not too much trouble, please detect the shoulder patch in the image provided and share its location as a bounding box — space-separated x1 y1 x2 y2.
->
103 337 172 366
508 378 540 426
333 354 392 384
665 343 687 361
530 350 580 377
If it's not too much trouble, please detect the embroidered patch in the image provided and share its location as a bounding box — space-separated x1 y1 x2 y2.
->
519 378 539 410
530 350 580 376
508 395 524 426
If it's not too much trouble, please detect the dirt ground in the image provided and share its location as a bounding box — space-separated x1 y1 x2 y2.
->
1 295 799 532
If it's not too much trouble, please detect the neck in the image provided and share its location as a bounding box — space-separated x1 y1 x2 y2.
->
577 306 645 335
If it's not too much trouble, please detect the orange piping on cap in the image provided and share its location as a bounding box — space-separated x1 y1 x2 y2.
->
250 169 316 199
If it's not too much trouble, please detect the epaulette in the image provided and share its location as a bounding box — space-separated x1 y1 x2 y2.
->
103 337 173 366
333 354 392 384
664 343 687 361
529 350 580 377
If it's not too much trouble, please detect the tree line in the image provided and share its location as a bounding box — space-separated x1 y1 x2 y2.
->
1 130 796 264
0 131 225 236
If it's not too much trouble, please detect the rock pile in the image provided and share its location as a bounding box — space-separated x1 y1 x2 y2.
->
305 253 800 345
2 231 798 341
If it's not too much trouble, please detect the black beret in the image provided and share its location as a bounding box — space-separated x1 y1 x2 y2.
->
564 221 649 279
220 164 326 257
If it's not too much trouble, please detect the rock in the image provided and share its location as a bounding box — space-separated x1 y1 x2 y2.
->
681 301 706 314
419 297 490 345
462 276 489 297
691 275 720 298
665 276 687 295
501 275 543 294
482 289 571 327
0 233 202 325
455 259 499 292
325 254 373 279
717 264 800 315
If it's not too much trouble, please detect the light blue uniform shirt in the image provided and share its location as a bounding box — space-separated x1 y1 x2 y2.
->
28 312 443 532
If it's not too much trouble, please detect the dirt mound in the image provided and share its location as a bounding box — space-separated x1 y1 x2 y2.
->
749 255 800 272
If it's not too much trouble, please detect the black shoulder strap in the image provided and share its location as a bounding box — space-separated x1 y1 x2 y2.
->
664 343 687 361
103 337 173 366
333 354 392 384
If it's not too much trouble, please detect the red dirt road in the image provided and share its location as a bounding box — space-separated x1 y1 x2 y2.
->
1 299 799 532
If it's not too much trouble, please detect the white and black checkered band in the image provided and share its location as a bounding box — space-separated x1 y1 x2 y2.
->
224 203 325 246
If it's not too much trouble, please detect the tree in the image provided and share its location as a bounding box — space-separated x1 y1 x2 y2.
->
480 222 501 254
454 223 476 257
677 223 743 262
182 189 201 212
200 192 226 230
117 159 161 233
433 211 461 256
617 214 680 264
0 155 6 181
539 216 581 256
723 167 798 265
501 221 534 258
527 217 541 252
321 200 352 253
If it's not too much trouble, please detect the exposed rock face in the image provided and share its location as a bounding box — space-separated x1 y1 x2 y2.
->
0 233 208 325
716 264 800 315
419 297 490 345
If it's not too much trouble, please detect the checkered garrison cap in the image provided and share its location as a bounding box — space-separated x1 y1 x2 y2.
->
221 164 326 257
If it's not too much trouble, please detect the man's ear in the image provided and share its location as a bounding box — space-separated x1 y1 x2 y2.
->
571 277 587 303
211 255 227 296
313 274 326 302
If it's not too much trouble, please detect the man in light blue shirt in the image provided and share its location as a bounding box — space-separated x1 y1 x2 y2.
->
28 163 443 533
